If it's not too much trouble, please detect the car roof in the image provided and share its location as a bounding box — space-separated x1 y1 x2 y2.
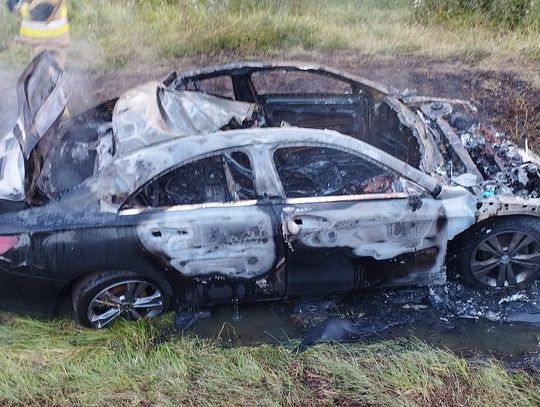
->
169 61 395 97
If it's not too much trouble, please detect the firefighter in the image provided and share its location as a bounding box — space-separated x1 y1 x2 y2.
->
5 0 69 68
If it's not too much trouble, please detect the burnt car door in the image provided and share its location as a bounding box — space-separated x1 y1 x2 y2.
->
270 145 451 297
120 150 286 306
249 69 369 138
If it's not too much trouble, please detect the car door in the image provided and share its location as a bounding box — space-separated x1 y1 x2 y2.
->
270 145 448 297
119 150 286 306
250 69 369 138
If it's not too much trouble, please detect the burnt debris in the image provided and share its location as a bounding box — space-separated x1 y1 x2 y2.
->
459 123 540 198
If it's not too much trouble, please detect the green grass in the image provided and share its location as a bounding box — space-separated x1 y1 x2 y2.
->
0 312 539 407
0 0 539 70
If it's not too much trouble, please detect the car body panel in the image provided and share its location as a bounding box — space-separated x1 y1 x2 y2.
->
0 52 68 202
0 127 477 312
14 51 68 159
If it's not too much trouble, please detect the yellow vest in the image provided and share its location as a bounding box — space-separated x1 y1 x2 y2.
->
17 0 69 41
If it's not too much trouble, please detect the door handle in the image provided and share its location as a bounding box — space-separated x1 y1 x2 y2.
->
286 217 303 235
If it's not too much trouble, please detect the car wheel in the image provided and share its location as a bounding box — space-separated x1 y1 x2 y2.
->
72 270 170 328
460 217 540 289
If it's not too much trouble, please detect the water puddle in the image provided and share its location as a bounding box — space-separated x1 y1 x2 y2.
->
189 283 540 363
193 301 302 345
386 319 540 361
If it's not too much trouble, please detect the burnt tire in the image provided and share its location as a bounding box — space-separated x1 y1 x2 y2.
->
72 270 171 329
459 216 540 290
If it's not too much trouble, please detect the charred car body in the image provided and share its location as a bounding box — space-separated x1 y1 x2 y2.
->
1 53 540 328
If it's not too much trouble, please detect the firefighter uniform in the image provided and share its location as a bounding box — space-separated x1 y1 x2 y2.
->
6 0 69 67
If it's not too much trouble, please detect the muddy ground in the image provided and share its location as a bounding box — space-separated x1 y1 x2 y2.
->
1 52 540 365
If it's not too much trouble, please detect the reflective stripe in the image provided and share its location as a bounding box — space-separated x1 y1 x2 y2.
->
59 3 67 18
20 17 69 38
19 2 30 19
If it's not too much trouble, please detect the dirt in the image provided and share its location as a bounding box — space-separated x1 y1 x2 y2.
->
1 52 539 147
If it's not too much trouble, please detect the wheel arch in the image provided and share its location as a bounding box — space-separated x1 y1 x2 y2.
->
476 199 540 223
450 214 540 248
446 214 540 285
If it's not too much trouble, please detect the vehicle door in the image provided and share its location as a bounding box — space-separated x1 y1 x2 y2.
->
250 69 369 138
270 145 448 297
119 150 286 305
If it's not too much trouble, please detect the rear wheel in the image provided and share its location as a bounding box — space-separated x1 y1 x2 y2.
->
460 217 540 289
73 270 170 328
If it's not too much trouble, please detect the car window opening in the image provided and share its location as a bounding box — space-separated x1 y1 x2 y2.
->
273 146 400 199
124 151 256 209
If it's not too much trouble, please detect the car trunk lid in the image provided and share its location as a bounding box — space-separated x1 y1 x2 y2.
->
0 51 69 203
14 51 69 158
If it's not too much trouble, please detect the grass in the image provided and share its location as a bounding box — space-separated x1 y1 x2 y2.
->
415 0 540 30
0 311 539 407
0 0 539 70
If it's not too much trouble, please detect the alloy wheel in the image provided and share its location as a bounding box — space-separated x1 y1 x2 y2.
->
87 280 164 328
470 231 540 288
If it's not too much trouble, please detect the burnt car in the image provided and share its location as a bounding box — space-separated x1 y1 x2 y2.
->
1 53 540 328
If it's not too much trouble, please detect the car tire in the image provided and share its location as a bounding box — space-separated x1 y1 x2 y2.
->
459 216 540 290
72 270 171 329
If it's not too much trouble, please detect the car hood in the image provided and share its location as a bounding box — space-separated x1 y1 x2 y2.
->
403 98 540 199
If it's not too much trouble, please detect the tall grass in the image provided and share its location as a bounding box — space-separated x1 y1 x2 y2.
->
0 312 539 407
415 0 540 30
0 0 538 69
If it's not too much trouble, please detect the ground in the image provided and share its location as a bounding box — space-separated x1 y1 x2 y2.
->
2 303 540 407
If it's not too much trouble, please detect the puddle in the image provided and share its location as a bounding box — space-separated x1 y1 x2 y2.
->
387 319 540 361
188 284 540 363
193 301 302 345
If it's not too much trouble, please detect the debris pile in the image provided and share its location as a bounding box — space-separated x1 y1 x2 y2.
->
459 124 540 198
290 281 540 351
429 281 540 325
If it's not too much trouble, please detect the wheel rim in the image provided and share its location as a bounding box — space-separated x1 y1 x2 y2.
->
87 280 164 329
470 230 540 288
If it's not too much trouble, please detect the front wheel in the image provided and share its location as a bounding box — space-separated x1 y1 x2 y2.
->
459 217 540 289
72 270 170 328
